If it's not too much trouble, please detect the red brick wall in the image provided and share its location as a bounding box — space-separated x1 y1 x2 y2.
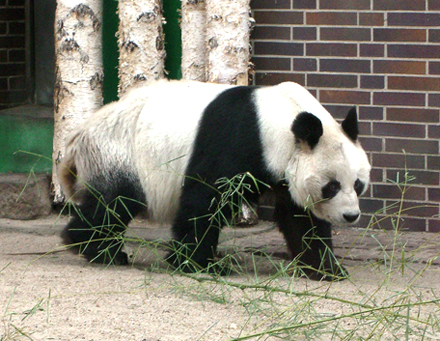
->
251 0 440 232
0 0 27 110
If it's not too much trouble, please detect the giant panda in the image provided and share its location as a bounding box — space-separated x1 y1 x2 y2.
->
59 79 371 281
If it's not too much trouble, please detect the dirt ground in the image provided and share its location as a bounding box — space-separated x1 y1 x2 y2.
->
1 216 440 341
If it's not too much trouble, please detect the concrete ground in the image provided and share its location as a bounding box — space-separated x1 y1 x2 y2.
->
1 216 440 340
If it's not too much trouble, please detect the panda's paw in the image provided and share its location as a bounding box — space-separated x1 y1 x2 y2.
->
166 252 232 276
82 248 129 266
302 265 349 282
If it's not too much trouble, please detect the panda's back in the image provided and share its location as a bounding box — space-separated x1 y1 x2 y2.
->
134 80 233 223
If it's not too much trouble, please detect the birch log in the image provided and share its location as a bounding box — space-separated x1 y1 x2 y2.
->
181 0 207 81
52 1 103 203
206 0 251 85
118 0 165 95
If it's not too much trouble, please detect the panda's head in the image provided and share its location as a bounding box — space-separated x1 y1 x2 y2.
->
287 107 371 225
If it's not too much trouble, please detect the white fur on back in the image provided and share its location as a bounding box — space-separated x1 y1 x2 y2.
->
133 80 232 222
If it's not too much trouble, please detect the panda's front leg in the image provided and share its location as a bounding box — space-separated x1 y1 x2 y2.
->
167 182 227 274
274 183 348 281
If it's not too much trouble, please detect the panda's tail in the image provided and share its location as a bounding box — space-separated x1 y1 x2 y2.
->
58 133 81 201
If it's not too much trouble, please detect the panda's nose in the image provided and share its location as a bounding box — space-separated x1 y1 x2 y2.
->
343 213 359 223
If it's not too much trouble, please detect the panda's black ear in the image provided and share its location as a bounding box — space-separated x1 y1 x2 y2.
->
291 112 323 150
341 107 359 141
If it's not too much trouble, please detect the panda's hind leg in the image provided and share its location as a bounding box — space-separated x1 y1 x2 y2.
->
62 173 145 265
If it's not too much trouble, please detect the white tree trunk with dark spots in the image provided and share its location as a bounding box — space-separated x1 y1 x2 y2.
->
206 0 251 85
52 1 103 203
181 0 207 82
117 0 165 95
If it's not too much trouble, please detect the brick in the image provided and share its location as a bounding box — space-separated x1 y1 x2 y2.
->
8 49 25 63
9 76 25 90
306 43 357 57
389 44 440 59
306 12 357 26
292 27 317 40
0 8 25 21
429 0 440 10
7 0 25 5
359 136 382 152
359 106 384 120
374 215 426 232
387 170 439 186
358 121 371 135
0 77 7 90
321 0 370 10
254 42 304 56
373 184 425 201
320 58 371 73
373 0 426 10
373 92 425 107
0 23 6 35
369 168 384 183
255 72 305 85
388 13 440 27
429 94 440 107
252 57 291 71
251 0 291 9
374 28 426 42
0 36 25 49
359 13 385 26
428 188 440 202
386 138 439 155
373 122 425 138
389 76 440 92
0 89 26 103
323 105 355 120
0 50 6 63
253 11 303 25
360 75 384 89
293 58 317 71
307 74 357 88
0 63 26 77
430 61 440 74
321 27 371 41
374 60 426 75
8 22 25 35
387 108 439 123
252 26 291 40
372 153 425 169
320 90 370 104
360 198 384 214
385 201 438 218
428 219 440 232
428 125 440 139
292 0 317 9
360 44 384 57
428 156 440 169
429 29 440 43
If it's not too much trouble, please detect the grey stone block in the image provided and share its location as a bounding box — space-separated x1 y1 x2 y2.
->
0 173 52 219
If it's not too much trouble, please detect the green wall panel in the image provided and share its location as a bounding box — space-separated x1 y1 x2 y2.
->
0 115 53 173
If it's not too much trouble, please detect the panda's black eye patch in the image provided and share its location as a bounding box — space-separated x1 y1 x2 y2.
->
322 180 341 200
354 178 365 196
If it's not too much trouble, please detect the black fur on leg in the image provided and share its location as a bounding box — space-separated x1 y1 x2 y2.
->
167 177 226 274
274 181 348 281
167 86 274 274
62 171 145 265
